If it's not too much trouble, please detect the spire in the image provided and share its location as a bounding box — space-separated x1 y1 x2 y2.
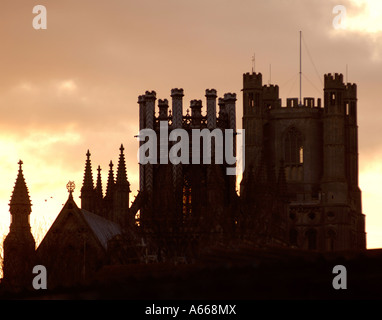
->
10 160 31 208
116 144 130 191
96 165 103 198
82 150 94 191
105 160 115 198
80 150 96 212
3 160 35 290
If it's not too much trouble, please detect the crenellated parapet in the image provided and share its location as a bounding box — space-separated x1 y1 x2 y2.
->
243 72 263 89
137 88 236 131
158 99 169 119
283 97 322 108
345 83 357 100
206 89 217 129
263 84 279 100
324 73 345 89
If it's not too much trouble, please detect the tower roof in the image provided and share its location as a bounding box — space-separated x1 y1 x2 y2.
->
115 144 131 191
105 160 115 198
96 165 103 198
81 149 94 191
10 160 31 207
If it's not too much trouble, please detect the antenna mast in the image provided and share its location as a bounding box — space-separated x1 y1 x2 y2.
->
299 30 302 105
269 64 272 85
346 63 348 83
252 53 255 74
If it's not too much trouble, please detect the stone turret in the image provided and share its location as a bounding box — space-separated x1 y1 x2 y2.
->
3 161 36 290
205 89 217 129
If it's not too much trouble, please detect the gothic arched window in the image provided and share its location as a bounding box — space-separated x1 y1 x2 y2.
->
284 127 304 165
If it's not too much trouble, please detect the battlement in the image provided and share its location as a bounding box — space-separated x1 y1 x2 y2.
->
171 88 184 97
144 90 157 100
345 83 357 99
190 99 203 119
283 97 321 108
243 72 263 89
263 84 279 99
158 99 169 106
224 92 237 101
158 99 169 119
138 89 236 130
324 73 345 89
190 99 203 108
205 89 217 97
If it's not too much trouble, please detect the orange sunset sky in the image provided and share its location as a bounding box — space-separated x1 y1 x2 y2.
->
0 0 382 248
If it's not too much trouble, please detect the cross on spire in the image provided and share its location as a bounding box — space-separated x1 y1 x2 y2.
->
66 181 76 195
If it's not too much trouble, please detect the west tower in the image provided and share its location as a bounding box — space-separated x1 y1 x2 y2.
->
240 71 366 251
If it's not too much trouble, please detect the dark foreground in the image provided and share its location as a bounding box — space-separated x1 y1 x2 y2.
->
1 246 382 300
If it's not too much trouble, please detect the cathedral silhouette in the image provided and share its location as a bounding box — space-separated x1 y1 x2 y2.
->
0 70 367 295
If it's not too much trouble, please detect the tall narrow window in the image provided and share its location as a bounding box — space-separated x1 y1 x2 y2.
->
284 127 303 165
299 146 304 164
284 127 304 181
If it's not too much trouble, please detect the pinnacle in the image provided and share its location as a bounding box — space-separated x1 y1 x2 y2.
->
82 149 94 190
10 160 31 207
105 160 115 198
116 144 131 191
96 165 103 198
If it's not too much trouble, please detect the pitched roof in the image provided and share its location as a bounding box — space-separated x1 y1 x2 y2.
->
37 194 122 253
81 209 122 250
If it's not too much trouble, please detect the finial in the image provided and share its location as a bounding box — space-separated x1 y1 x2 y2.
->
86 149 91 159
18 160 23 170
97 165 101 173
66 181 76 194
109 160 114 169
120 144 124 153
